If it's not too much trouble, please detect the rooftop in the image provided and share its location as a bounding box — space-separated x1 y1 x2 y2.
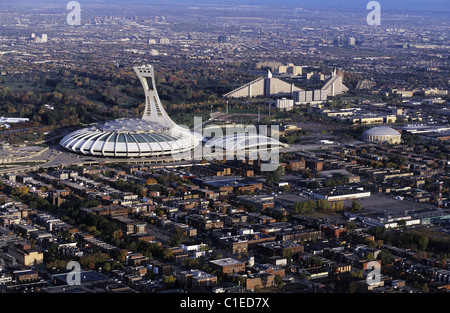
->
363 126 401 136
209 257 245 267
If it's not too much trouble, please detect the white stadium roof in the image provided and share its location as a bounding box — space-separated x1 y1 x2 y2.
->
60 65 199 158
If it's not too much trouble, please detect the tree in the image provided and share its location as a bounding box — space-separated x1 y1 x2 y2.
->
351 200 362 211
336 201 345 211
83 199 99 208
274 274 284 290
294 200 317 214
162 275 177 287
366 252 375 261
11 186 29 196
379 249 393 266
368 226 385 237
397 220 407 228
282 249 295 263
116 249 128 262
145 178 157 185
317 199 330 211
103 262 112 272
307 256 323 267
345 221 357 232
418 235 429 251
350 269 364 279
112 229 124 241
169 228 186 247
265 166 285 186
59 229 72 241
162 248 174 261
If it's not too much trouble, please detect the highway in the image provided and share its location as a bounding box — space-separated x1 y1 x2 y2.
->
0 140 365 175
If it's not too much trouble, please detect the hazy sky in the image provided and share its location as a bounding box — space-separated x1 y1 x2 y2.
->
11 0 450 11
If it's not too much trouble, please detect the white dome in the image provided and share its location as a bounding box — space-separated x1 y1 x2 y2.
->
60 65 199 158
60 121 199 158
363 126 400 137
362 126 401 144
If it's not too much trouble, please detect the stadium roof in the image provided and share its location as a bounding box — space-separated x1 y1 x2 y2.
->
60 65 199 158
363 126 401 137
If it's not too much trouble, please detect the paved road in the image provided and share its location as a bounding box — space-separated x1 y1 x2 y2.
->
145 223 170 245
0 140 366 174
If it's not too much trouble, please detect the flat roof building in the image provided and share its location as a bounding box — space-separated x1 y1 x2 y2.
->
177 269 218 289
209 257 246 274
304 187 371 201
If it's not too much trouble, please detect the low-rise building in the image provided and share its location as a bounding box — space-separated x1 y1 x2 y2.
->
209 258 246 274
177 269 218 289
13 269 39 283
7 242 43 266
257 240 304 258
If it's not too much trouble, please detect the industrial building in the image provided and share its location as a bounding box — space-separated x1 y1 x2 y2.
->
303 187 371 201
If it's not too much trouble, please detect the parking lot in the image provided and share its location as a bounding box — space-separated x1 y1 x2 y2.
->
346 194 436 214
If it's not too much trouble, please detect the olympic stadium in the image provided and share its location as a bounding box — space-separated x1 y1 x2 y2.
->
60 65 287 158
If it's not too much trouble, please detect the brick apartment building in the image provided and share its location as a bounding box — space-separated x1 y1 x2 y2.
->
7 242 43 266
177 269 218 289
257 240 304 258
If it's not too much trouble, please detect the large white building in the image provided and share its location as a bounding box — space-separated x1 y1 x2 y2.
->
223 70 303 98
278 63 303 76
60 65 199 158
275 98 294 110
304 187 371 202
362 126 402 144
345 212 421 229
293 70 349 105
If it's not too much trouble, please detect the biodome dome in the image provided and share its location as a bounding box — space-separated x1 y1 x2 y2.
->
60 65 199 158
362 126 401 144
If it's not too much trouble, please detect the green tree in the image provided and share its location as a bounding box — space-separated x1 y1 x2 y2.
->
308 256 323 267
274 274 284 290
345 221 357 232
162 248 174 261
282 249 295 263
417 235 429 251
265 166 285 186
336 201 345 211
103 262 112 272
169 228 186 247
379 249 393 266
351 200 362 211
350 269 364 279
316 199 330 211
397 220 407 228
294 200 317 214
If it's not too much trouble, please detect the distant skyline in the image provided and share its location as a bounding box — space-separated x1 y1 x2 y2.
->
9 0 450 11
